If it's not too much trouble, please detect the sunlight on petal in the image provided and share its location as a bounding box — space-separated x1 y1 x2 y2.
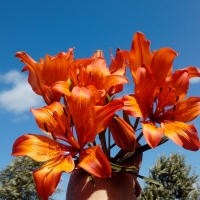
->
78 145 111 178
161 121 200 151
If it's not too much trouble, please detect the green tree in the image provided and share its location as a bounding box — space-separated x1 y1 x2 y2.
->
0 156 61 200
139 153 200 200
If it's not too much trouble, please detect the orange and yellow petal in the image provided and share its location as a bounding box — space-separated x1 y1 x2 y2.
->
42 49 74 87
159 97 200 123
16 51 44 96
109 115 136 151
157 70 189 108
103 74 129 93
86 58 110 89
122 95 148 119
12 134 69 161
31 101 68 138
68 86 96 147
142 121 164 148
92 99 124 141
134 65 157 104
34 155 74 200
150 47 178 84
78 145 111 178
180 66 200 79
161 121 200 151
51 81 71 96
127 32 152 78
109 47 127 76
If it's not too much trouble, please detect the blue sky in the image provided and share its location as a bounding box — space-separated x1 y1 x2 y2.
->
1 1 200 199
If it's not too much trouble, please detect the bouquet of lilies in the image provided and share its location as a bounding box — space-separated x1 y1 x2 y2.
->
11 32 200 200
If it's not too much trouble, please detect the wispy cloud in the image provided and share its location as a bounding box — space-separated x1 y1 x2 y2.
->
0 70 44 115
190 77 200 84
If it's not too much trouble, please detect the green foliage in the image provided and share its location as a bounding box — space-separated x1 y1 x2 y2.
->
0 156 61 200
138 153 200 200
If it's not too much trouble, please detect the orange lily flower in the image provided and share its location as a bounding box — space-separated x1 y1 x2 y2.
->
12 98 123 199
120 32 200 150
51 53 132 151
15 49 74 105
51 54 129 106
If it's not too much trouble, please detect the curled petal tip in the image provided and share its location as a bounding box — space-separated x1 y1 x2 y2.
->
15 51 27 57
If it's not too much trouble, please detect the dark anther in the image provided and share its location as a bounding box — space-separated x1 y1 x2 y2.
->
173 105 176 112
44 123 49 132
176 96 179 102
171 116 175 120
160 87 162 93
70 115 74 126
154 96 157 102
63 107 68 117
51 132 56 140
168 87 171 92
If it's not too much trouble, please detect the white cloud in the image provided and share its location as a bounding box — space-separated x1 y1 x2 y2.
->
190 77 200 84
0 70 44 114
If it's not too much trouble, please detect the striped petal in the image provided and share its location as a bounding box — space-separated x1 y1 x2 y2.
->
42 49 74 87
119 32 152 79
68 86 96 147
34 155 74 200
122 95 148 119
92 99 124 141
15 52 44 96
110 115 136 151
157 70 189 108
150 48 178 84
51 81 70 96
78 145 111 178
142 121 164 148
103 74 129 92
31 101 68 138
159 97 200 123
161 121 200 151
12 134 69 161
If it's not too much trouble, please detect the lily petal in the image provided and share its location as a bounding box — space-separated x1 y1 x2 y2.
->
119 32 152 80
161 121 200 151
150 48 178 84
42 49 74 86
34 155 74 200
12 134 69 161
78 145 111 178
68 86 95 147
157 70 189 108
92 99 124 141
142 121 164 148
122 95 148 119
181 66 200 78
103 74 129 93
51 81 71 96
31 101 68 138
134 65 157 104
109 48 127 76
15 51 44 96
159 97 200 123
109 115 136 151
